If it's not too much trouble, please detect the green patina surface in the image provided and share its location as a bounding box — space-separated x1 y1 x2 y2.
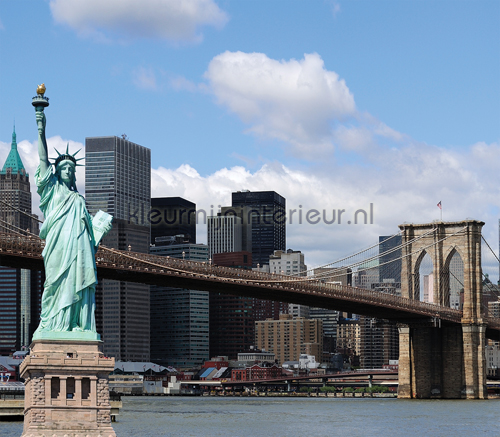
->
33 331 101 341
32 91 112 342
1 126 27 175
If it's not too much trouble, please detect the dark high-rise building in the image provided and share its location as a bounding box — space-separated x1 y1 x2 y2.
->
209 252 254 360
0 127 41 354
309 307 339 354
231 191 286 268
151 197 196 244
85 136 151 361
150 241 209 368
206 204 255 359
232 190 287 321
378 235 402 283
359 316 399 369
149 197 208 368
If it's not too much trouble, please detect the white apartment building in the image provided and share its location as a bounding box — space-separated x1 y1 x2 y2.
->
269 249 306 275
207 214 243 258
268 249 308 318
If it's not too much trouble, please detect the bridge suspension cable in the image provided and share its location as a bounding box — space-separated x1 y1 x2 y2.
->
480 236 500 312
0 198 41 238
104 226 468 286
308 227 438 281
307 227 468 284
0 198 42 223
303 231 404 275
482 236 500 265
0 217 39 238
2 196 498 317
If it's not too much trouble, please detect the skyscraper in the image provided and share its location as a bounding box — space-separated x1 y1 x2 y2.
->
209 252 254 360
151 197 197 244
0 127 40 354
232 191 287 321
207 214 244 258
231 191 286 268
359 315 399 369
0 128 33 232
448 251 464 310
378 235 402 283
207 205 254 359
150 240 209 368
85 136 151 361
309 307 339 354
207 206 252 260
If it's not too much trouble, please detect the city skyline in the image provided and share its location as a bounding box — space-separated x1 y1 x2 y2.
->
0 1 499 279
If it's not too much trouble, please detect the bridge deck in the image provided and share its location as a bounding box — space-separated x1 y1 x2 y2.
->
1 234 499 339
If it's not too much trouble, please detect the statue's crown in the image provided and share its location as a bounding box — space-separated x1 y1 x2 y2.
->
51 144 84 168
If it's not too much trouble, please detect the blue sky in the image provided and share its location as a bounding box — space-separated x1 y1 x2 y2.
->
1 0 499 278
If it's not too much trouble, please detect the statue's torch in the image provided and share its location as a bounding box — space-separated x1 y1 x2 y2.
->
32 84 49 130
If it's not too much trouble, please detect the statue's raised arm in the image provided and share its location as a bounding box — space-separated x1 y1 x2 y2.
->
33 83 50 175
36 111 50 175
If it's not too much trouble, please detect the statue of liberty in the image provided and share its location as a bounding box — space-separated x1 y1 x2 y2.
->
32 85 112 341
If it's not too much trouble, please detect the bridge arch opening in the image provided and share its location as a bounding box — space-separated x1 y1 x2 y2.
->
416 251 434 303
443 248 464 310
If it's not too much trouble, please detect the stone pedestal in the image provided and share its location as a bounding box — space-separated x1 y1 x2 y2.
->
20 340 117 437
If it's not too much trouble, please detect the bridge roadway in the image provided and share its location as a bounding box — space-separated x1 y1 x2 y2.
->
220 370 398 387
181 370 398 387
1 233 500 339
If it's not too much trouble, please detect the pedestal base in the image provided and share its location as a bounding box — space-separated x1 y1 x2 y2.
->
20 340 117 437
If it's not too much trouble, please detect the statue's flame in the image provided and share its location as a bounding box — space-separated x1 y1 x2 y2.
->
36 83 46 95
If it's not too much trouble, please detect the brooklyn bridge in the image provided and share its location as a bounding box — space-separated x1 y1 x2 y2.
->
1 213 500 399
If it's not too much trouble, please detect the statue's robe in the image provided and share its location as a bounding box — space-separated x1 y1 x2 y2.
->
33 165 97 335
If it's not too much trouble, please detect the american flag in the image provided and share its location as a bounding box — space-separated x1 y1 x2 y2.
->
437 201 442 209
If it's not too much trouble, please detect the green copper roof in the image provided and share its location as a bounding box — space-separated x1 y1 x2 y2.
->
1 126 27 175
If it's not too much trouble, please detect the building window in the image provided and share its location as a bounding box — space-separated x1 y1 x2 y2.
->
66 377 75 399
82 378 91 400
51 377 60 399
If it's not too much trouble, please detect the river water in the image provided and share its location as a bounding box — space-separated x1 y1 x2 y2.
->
2 396 499 436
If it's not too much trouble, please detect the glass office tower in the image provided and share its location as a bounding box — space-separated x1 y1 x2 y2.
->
232 191 287 320
85 136 151 361
150 241 209 368
231 191 286 268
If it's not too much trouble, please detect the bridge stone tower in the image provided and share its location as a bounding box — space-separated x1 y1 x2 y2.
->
398 220 487 399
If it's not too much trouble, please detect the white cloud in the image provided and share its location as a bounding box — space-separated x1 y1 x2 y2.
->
333 125 374 152
169 75 200 92
470 141 500 169
204 51 356 156
150 141 500 279
330 1 341 18
49 0 228 43
2 137 498 280
132 66 158 90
